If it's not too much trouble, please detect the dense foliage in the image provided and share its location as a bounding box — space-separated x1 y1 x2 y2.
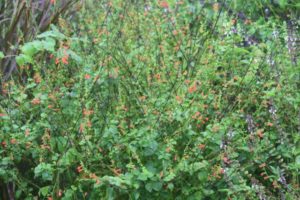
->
0 0 299 199
0 0 82 80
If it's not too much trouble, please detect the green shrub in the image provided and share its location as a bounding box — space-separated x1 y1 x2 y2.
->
0 0 299 199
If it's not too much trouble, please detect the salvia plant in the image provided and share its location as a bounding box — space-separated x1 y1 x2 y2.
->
0 0 299 199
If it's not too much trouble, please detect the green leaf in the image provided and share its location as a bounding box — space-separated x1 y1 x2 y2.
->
42 38 56 52
264 88 277 98
0 51 4 59
198 171 208 181
16 54 33 66
37 24 66 40
67 50 83 63
202 189 214 196
145 181 162 192
296 155 300 165
138 168 154 181
190 161 209 172
21 42 40 56
103 176 128 189
167 183 174 191
279 0 287 8
163 172 176 182
61 189 74 200
39 186 50 196
56 136 68 152
137 173 148 181
34 163 53 181
60 148 79 166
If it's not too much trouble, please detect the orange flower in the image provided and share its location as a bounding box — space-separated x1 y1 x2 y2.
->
165 147 171 153
257 129 264 138
259 163 266 168
85 74 91 80
1 141 7 148
112 168 121 176
87 120 92 128
266 122 273 127
154 73 161 80
83 109 94 116
219 168 225 174
25 129 30 137
198 144 206 150
34 73 42 84
139 96 147 101
0 113 6 117
61 55 69 65
244 19 252 25
50 0 56 4
77 165 83 173
55 58 60 65
159 1 169 8
31 98 41 105
223 157 230 164
89 173 98 179
272 180 279 188
188 83 197 93
175 95 182 103
90 173 101 184
192 111 200 119
231 19 237 25
79 123 85 133
10 139 17 144
58 190 63 197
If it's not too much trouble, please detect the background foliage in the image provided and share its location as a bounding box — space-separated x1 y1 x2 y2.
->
0 0 299 199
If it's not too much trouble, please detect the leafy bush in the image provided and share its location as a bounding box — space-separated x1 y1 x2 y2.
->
0 0 299 199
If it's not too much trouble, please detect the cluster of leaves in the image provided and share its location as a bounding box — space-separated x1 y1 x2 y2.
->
0 0 299 199
0 0 82 80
